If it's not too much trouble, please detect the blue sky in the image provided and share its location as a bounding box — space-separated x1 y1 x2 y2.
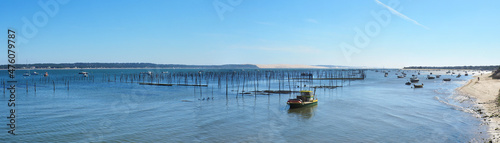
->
1 0 499 68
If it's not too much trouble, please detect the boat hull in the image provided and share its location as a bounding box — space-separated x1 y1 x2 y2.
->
288 100 318 108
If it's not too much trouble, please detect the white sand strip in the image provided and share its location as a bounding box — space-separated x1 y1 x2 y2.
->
458 73 500 142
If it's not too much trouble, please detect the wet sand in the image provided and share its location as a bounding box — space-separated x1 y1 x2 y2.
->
458 73 500 142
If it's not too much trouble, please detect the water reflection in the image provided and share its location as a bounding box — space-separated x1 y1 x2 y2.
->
287 104 318 119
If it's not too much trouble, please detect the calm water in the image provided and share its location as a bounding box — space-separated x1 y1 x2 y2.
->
1 69 488 142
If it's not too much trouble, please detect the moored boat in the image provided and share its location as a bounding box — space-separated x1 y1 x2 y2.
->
287 90 318 108
44 72 49 77
410 77 419 83
427 75 435 79
413 84 424 88
443 78 451 81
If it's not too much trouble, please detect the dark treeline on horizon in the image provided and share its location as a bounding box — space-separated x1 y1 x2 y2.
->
404 65 500 70
0 63 259 69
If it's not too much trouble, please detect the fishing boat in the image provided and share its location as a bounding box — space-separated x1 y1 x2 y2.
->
397 75 405 78
23 72 30 76
413 84 424 88
78 71 88 74
405 81 411 85
456 74 461 78
31 72 39 75
287 90 318 108
436 75 441 78
443 78 451 81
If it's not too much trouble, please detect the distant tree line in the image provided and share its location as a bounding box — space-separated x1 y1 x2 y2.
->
0 63 259 69
403 65 500 70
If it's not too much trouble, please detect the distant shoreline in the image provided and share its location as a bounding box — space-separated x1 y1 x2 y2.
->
457 73 500 142
0 63 353 70
404 65 499 71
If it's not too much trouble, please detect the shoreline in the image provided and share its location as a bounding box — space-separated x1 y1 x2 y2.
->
457 73 500 142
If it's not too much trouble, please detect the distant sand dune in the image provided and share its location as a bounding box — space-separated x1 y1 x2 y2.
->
255 64 326 69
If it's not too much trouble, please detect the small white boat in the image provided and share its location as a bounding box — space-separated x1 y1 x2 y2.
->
410 77 419 83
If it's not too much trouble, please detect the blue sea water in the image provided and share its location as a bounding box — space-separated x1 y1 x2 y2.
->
0 69 489 142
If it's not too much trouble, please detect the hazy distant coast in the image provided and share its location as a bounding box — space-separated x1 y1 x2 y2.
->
404 66 500 71
0 63 349 69
4 63 499 70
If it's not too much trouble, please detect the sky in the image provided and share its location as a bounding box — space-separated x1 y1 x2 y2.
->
1 0 499 68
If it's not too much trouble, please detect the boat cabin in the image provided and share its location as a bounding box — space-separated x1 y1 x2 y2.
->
296 90 314 102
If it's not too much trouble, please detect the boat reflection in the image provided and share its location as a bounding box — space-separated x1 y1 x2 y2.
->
287 104 317 119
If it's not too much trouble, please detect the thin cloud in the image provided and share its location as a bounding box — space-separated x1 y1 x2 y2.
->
374 0 429 29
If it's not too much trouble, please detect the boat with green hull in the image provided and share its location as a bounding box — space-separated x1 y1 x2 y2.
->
287 90 318 108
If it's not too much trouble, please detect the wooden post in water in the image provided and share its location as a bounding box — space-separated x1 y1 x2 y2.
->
53 80 55 92
241 73 245 99
226 75 228 100
254 73 257 99
288 73 291 92
236 74 240 98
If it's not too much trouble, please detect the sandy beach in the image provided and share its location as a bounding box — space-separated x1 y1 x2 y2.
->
458 73 500 142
